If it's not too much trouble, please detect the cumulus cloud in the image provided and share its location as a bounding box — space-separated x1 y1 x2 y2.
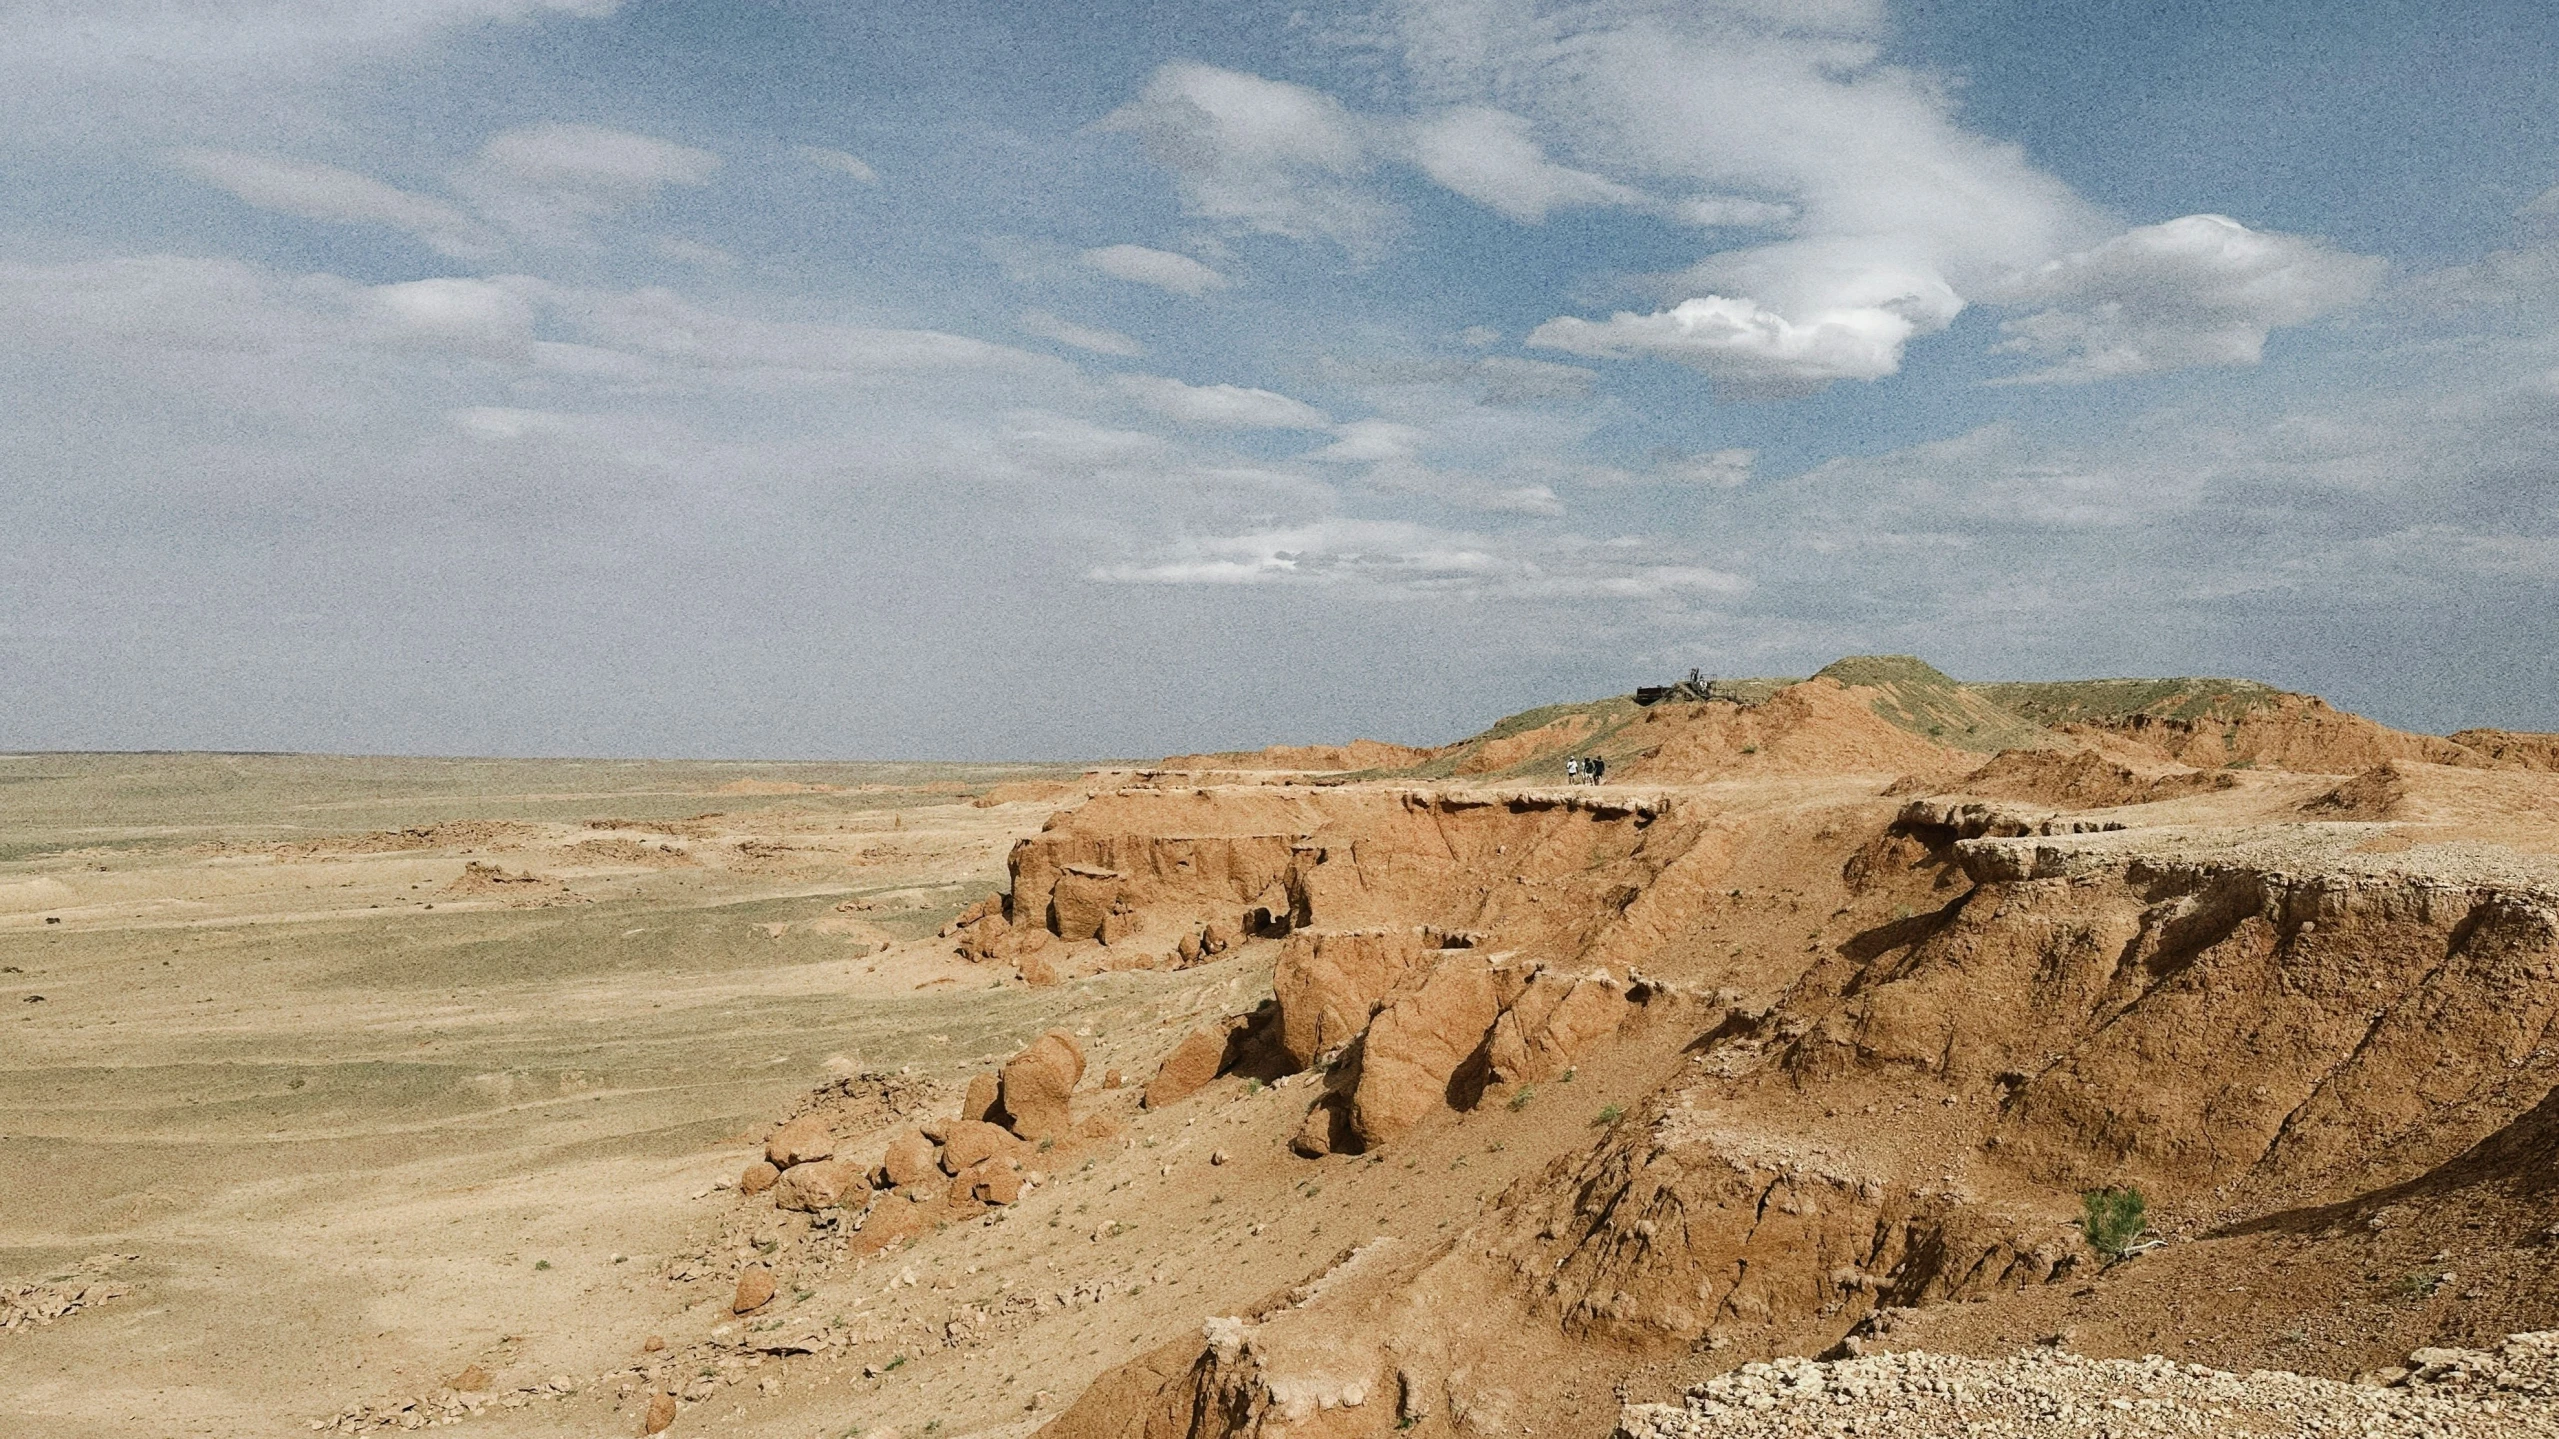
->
454 123 720 244
1528 291 1929 390
1114 374 1328 429
1018 308 1145 357
168 149 493 256
796 145 879 183
1080 243 1229 296
1405 107 1644 222
1382 0 2102 390
1986 214 2387 382
1096 62 1395 252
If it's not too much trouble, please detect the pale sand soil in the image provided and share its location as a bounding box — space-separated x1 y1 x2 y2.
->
0 754 1105 1436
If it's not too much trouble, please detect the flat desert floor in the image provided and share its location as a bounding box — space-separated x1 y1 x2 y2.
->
0 753 1110 1435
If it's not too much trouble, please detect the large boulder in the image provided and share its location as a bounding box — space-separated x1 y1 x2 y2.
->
960 1072 1003 1125
1485 968 1630 1085
1350 956 1525 1147
1144 1027 1227 1109
1272 929 1438 1068
1050 867 1124 941
765 1115 834 1167
880 1129 938 1189
850 1192 929 1258
773 1158 868 1212
949 1156 1029 1206
999 1029 1086 1140
941 1119 1021 1174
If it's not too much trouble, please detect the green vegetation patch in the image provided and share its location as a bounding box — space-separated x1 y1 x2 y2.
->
1972 677 2295 726
1812 655 2050 754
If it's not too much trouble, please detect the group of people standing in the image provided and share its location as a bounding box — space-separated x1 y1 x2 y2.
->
1564 755 1608 785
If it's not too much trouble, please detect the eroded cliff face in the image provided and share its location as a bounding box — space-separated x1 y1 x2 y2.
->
998 786 1694 967
1487 833 2559 1361
1032 761 2559 1439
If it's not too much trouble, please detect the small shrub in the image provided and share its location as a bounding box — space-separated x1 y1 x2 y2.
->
883 1354 908 1373
532 1259 551 1271
2081 1187 2147 1258
2397 1271 2447 1298
1508 1085 1536 1112
1246 1077 1263 1094
1594 1103 1625 1126
1558 1067 1576 1084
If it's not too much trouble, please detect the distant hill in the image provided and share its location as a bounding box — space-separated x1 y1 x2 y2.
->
1153 658 2557 783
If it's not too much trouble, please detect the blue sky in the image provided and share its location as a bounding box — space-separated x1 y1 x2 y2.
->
4 0 2556 757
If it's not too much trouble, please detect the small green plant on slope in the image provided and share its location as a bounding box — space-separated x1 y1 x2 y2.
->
1508 1085 1535 1112
2081 1187 2147 1258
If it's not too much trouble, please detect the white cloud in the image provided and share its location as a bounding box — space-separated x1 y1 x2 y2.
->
1987 214 2386 382
476 122 717 191
0 1 623 141
1091 518 1749 597
1114 374 1328 429
1308 419 1431 464
1018 308 1145 357
1385 1 2103 389
1080 243 1230 297
454 123 719 244
1676 195 1795 229
1097 62 1395 253
1527 290 1927 390
368 276 539 352
167 149 492 256
796 145 879 184
1405 106 1643 222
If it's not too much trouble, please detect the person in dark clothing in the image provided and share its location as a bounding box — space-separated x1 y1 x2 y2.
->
1587 756 1606 785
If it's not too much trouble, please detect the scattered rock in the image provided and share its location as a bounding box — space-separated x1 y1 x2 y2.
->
999 1029 1086 1140
764 1115 834 1168
941 1119 1020 1174
642 1391 677 1434
444 1365 492 1392
641 1335 665 1353
738 1161 780 1196
772 1158 868 1212
960 1072 1002 1125
880 1130 938 1188
1144 1026 1227 1109
732 1267 776 1314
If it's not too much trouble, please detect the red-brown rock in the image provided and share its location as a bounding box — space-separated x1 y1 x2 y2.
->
773 1158 868 1212
880 1130 938 1188
1143 1027 1226 1109
999 1030 1086 1140
941 1118 1020 1173
738 1161 780 1196
960 1072 1002 1124
764 1115 834 1167
732 1266 776 1314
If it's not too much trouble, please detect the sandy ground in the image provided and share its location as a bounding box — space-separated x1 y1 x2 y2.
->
0 754 1101 1436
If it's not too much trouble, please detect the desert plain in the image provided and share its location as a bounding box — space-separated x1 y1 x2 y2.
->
6 659 2559 1438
